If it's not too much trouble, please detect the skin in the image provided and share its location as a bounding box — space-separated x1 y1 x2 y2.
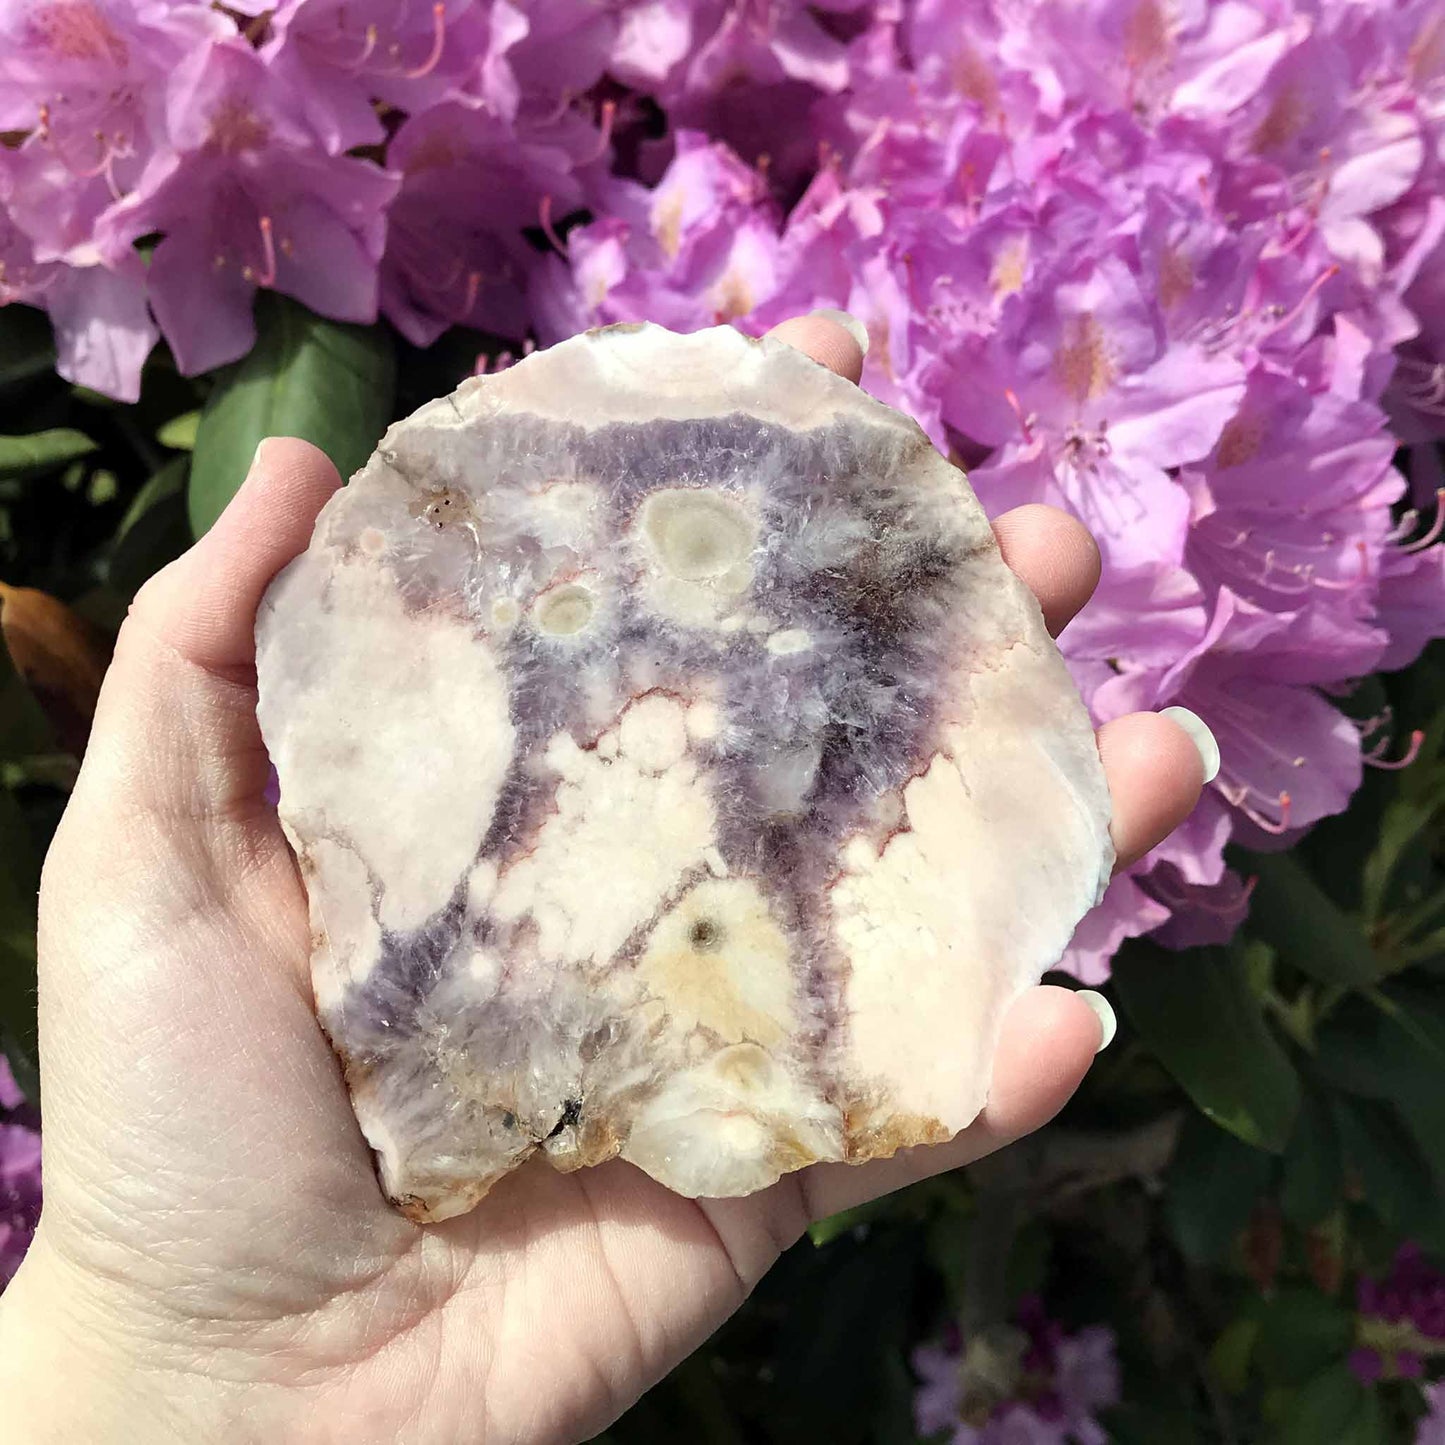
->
0 316 1204 1443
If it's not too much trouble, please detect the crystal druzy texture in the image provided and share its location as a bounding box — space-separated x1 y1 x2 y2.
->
254 325 1114 1222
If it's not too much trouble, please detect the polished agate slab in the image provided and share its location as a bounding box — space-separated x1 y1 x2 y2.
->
254 324 1113 1222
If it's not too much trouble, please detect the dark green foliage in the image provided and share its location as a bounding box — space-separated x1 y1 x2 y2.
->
1280 1368 1385 1445
3 301 1444 1445
0 780 40 1101
189 294 396 534
1114 939 1301 1151
1166 1111 1273 1264
1280 1083 1343 1227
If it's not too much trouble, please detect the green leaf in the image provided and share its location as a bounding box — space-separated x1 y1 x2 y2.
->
1373 981 1445 1062
1164 1110 1272 1263
1331 1094 1440 1242
1364 793 1445 927
1003 1215 1051 1302
1113 940 1302 1152
156 409 200 451
1280 1084 1342 1227
189 294 396 536
1373 983 1445 1190
808 1196 890 1247
0 628 54 763
766 1229 922 1445
1209 1315 1261 1396
1244 850 1379 987
1104 1403 1208 1445
70 385 121 410
1315 986 1445 1175
87 468 118 506
0 305 55 391
0 787 40 1101
871 1349 925 1445
0 428 98 482
925 1210 973 1315
592 1351 748 1445
1278 1368 1381 1445
107 457 192 598
1253 1289 1355 1387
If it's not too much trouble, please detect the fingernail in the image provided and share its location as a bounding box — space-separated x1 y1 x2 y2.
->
1076 990 1116 1052
1160 706 1221 784
809 308 869 355
246 437 273 484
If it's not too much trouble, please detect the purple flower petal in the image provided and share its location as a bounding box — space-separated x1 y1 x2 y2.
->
1348 1347 1383 1385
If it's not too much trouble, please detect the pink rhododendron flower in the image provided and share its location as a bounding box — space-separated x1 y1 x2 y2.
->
1359 1244 1445 1344
262 0 492 155
659 0 856 181
1 201 156 400
531 130 782 340
0 1120 40 1288
97 38 399 374
912 1299 1119 1445
0 0 232 263
0 1056 23 1112
381 99 582 346
0 1056 39 1290
1351 1244 1445 1406
1419 1382 1445 1445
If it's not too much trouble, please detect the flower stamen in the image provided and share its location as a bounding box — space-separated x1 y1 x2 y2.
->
538 194 567 256
1221 784 1293 834
458 269 480 317
1401 490 1445 553
1259 265 1340 340
1365 729 1425 770
403 3 447 79
350 24 380 69
1002 387 1034 443
586 99 617 163
249 215 278 287
1354 705 1394 742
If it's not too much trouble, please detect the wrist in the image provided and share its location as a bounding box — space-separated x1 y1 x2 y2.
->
0 1233 297 1443
0 1241 121 1441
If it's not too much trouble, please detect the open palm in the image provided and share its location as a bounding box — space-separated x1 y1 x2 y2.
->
0 316 1205 1443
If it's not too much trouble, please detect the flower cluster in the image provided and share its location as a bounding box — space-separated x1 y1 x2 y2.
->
0 0 867 394
1351 1242 1445 1385
4 0 1445 966
0 1057 40 1287
1419 1381 1445 1445
535 0 1445 974
911 1297 1120 1445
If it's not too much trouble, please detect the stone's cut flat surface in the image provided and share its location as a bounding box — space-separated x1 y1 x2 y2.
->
254 324 1114 1222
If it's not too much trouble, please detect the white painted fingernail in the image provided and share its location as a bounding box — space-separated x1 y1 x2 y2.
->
245 437 274 483
1160 706 1220 784
809 308 869 355
1077 990 1116 1052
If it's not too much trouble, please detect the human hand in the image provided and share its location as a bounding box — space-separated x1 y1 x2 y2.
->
0 315 1207 1444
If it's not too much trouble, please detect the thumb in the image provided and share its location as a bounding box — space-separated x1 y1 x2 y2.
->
31 442 388 1277
74 438 341 827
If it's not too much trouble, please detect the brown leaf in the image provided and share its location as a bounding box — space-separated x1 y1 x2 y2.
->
1305 1218 1346 1296
0 583 112 756
1241 1201 1284 1294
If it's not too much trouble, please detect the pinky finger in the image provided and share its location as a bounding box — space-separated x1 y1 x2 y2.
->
795 985 1101 1220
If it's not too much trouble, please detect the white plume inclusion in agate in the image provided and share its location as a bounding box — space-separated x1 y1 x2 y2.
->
254 324 1114 1223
